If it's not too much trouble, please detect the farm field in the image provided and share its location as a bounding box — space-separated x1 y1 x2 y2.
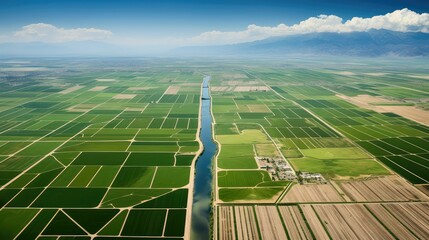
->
217 203 429 240
0 58 202 239
0 57 429 240
211 58 429 240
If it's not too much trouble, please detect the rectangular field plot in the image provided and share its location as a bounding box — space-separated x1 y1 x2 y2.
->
72 152 130 165
282 183 345 203
340 176 428 202
312 204 394 240
121 209 166 236
125 152 175 166
0 62 201 239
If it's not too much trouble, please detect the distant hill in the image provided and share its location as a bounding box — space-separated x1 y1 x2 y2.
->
2 30 428 57
0 41 141 57
174 30 429 57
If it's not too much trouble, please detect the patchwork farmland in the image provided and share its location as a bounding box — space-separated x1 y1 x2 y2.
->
0 59 201 239
211 59 429 240
0 58 428 239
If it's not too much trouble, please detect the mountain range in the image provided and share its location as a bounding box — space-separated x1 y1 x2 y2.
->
174 30 429 57
1 30 428 57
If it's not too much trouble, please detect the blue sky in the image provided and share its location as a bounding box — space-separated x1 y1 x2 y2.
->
1 0 429 48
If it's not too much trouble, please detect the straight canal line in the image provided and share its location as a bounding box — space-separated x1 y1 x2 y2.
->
191 76 216 239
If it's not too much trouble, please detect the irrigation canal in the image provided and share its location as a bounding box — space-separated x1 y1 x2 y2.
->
191 76 216 239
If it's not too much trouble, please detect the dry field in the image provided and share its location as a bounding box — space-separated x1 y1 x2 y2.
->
89 86 107 91
282 184 345 203
312 204 394 240
59 85 83 94
218 206 236 240
300 205 330 240
234 86 270 92
416 184 429 196
113 94 136 99
366 204 418 239
164 86 180 94
227 80 259 85
340 176 428 202
234 206 260 240
337 94 429 126
211 86 235 92
382 203 429 239
278 206 312 240
255 206 288 239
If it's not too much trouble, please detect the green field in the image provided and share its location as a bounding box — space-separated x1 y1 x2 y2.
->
0 57 428 238
0 59 201 239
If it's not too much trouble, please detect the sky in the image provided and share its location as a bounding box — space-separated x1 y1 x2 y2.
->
1 0 429 51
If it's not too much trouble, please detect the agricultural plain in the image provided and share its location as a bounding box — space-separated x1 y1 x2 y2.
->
0 57 428 239
211 58 429 240
0 58 202 239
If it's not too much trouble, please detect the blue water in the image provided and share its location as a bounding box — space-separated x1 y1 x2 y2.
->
191 76 216 240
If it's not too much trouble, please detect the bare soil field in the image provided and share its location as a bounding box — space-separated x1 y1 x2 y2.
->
234 86 270 92
227 80 259 85
366 204 418 239
416 184 429 196
340 176 428 202
382 203 429 239
255 205 288 240
282 184 344 203
299 205 330 240
164 86 180 94
330 181 352 202
113 94 136 99
212 86 235 92
234 206 260 240
312 204 394 240
218 206 236 240
278 206 312 240
59 85 83 94
89 86 107 91
337 94 429 126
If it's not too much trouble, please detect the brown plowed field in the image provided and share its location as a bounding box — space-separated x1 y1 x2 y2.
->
366 204 417 239
255 205 288 240
383 203 429 239
218 206 236 240
234 206 260 240
278 206 312 240
312 204 394 240
282 184 344 203
300 205 330 240
340 176 428 202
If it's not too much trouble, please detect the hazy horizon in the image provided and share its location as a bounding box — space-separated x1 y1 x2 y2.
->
1 0 429 55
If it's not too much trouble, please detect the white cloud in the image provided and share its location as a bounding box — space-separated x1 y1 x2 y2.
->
189 8 429 45
13 23 112 42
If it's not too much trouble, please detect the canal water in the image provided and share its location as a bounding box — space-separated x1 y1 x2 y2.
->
191 76 216 239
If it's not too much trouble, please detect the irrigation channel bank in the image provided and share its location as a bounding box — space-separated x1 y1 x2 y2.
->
191 76 216 239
